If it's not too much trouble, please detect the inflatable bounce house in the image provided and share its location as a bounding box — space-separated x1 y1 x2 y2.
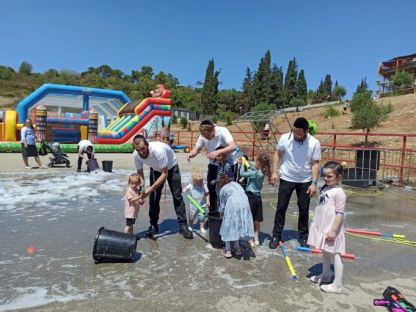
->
0 84 173 152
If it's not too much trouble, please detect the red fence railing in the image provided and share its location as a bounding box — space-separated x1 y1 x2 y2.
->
173 130 416 185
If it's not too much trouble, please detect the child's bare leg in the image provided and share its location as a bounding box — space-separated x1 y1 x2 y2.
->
124 226 133 234
254 221 261 243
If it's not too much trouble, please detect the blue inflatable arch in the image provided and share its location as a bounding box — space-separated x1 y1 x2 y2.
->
16 84 131 123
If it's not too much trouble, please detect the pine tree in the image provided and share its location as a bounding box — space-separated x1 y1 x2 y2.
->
355 78 369 94
296 69 307 104
284 57 298 105
271 64 284 108
253 50 273 105
201 59 220 115
323 74 333 101
241 67 254 113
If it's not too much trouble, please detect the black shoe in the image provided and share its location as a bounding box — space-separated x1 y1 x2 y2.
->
144 225 159 239
269 236 281 249
179 224 193 239
299 240 309 248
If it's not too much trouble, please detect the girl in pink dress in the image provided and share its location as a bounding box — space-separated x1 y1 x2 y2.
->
307 161 346 294
124 174 144 234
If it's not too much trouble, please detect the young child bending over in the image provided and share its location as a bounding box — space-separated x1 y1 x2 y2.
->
217 171 254 258
124 173 144 234
183 170 210 233
307 161 346 294
239 153 271 247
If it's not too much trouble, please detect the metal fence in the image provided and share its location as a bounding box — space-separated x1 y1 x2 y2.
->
173 130 416 185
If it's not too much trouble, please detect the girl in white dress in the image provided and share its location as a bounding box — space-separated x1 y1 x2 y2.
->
307 161 346 294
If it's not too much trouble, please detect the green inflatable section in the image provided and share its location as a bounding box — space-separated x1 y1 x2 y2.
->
0 142 133 153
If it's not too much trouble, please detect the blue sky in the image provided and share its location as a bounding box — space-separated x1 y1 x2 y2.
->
1 0 415 98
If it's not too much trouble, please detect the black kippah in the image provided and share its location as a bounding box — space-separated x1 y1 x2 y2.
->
200 119 214 126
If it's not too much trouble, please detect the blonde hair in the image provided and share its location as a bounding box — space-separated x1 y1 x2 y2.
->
128 173 141 185
191 170 204 184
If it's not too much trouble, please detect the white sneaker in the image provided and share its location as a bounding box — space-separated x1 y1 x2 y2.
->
188 226 193 232
25 166 32 169
310 274 333 284
320 283 342 294
40 165 47 169
200 227 207 234
254 240 260 246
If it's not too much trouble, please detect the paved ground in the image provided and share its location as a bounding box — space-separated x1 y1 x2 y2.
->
0 152 415 312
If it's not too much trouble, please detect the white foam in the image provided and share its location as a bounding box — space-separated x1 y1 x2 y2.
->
0 287 86 311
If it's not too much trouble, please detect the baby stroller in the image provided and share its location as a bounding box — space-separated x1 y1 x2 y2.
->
39 142 71 168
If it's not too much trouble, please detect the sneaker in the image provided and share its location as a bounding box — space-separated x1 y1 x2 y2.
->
254 240 260 246
25 166 32 169
269 236 280 249
310 274 333 284
188 226 193 232
40 165 47 169
200 227 207 234
179 224 193 239
222 250 232 258
320 283 342 294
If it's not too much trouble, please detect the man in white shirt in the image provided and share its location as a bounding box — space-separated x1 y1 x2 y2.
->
133 135 193 239
269 117 321 249
187 120 237 211
77 139 95 172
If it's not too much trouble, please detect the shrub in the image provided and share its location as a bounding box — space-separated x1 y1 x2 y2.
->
324 106 340 118
180 116 188 129
172 115 177 124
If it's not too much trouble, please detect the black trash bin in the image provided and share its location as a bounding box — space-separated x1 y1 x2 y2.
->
208 211 223 249
93 227 137 263
102 160 113 173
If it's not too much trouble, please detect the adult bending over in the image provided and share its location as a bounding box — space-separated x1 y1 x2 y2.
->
269 117 321 249
187 120 237 211
77 139 95 172
133 135 193 239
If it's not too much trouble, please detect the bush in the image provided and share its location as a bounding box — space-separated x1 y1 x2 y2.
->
180 116 188 129
212 116 218 123
219 111 233 126
171 114 177 124
324 106 340 118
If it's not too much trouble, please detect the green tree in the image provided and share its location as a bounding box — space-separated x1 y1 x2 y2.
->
355 78 368 94
323 74 333 101
390 71 414 94
250 102 274 131
284 57 298 105
201 58 220 115
271 64 284 108
253 50 273 105
333 84 347 103
241 67 254 113
350 90 372 113
290 97 306 112
296 69 307 104
351 103 382 142
0 66 15 80
19 61 33 75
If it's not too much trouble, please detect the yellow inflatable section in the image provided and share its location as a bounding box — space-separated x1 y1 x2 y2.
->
4 110 17 141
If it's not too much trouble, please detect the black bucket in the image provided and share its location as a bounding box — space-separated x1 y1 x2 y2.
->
208 211 223 249
93 227 137 263
87 159 99 172
102 160 113 173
